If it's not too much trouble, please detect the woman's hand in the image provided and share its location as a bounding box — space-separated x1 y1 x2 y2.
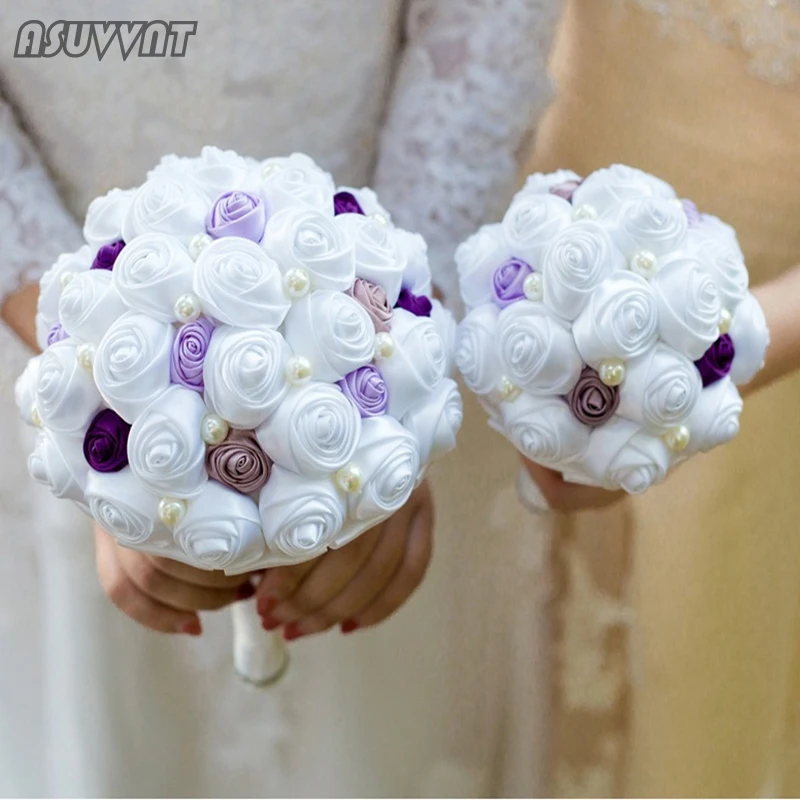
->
522 459 624 513
94 524 257 635
255 480 433 640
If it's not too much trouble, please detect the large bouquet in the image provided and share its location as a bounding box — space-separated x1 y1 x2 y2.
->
15 148 462 680
455 165 769 495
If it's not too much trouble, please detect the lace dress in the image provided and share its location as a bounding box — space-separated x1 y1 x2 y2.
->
0 0 561 796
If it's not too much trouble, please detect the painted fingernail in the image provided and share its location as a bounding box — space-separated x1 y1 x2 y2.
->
261 614 281 631
283 622 304 641
181 619 202 636
257 595 277 615
340 619 359 635
236 582 256 600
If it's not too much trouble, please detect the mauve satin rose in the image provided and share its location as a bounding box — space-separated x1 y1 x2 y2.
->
491 258 533 309
694 334 735 387
347 278 393 332
206 429 272 494
91 240 125 271
83 409 131 472
549 179 581 203
566 367 620 427
206 191 267 242
333 191 365 216
395 288 433 317
338 365 389 417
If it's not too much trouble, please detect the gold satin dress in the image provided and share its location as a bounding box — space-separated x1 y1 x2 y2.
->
525 0 800 795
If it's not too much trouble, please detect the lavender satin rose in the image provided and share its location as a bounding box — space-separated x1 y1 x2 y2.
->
395 288 433 317
206 429 272 495
338 365 389 417
47 324 69 346
206 191 267 242
491 258 533 309
347 278 393 332
567 367 620 427
549 180 581 202
694 334 735 387
171 317 215 391
91 240 125 271
682 199 702 227
83 409 131 473
333 191 365 216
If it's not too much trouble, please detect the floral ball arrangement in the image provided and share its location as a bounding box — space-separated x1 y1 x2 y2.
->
17 148 462 573
455 165 769 494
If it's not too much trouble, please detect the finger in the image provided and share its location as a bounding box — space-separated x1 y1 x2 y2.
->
146 556 259 590
285 509 413 638
522 459 623 511
95 529 200 634
270 527 381 625
256 559 320 618
117 549 246 612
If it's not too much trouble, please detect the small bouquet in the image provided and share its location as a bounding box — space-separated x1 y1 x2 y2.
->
455 165 769 495
15 148 462 681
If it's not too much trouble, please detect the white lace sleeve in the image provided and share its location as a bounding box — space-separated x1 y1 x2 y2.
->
0 89 81 311
373 0 564 303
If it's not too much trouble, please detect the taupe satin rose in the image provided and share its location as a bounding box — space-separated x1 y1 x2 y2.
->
206 430 272 495
566 367 620 427
347 278 393 333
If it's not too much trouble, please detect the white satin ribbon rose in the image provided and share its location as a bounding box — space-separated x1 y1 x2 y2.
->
502 193 572 267
258 467 346 563
83 188 135 251
263 206 355 291
572 273 659 367
112 234 195 322
28 430 88 502
689 223 749 313
613 197 688 258
401 378 463 465
37 246 92 328
497 302 583 395
515 169 582 199
396 230 433 296
174 481 266 574
58 269 127 343
335 213 407 304
728 291 770 386
94 312 174 424
256 383 360 478
35 341 102 433
616 343 701 434
379 308 447 418
282 291 374 383
194 238 290 328
581 417 671 494
15 355 41 426
651 254 722 360
572 164 676 216
121 177 208 245
260 152 335 214
203 326 290 429
86 468 172 549
149 146 257 200
682 377 743 456
500 393 590 469
455 304 502 396
128 386 208 499
542 220 623 320
455 224 512 309
430 299 458 377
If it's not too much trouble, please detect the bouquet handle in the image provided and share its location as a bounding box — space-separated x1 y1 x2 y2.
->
230 598 289 686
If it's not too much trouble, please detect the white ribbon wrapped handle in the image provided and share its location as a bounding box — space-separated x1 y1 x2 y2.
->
230 599 289 686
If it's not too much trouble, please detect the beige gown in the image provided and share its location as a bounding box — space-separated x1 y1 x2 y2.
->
526 0 800 795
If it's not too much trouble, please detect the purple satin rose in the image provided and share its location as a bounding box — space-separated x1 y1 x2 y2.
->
549 179 582 203
46 323 69 346
681 199 702 227
171 317 215 391
333 191 365 216
83 409 131 473
694 334 735 387
566 367 620 427
395 288 432 317
492 258 533 308
91 239 125 271
338 365 389 417
206 191 267 242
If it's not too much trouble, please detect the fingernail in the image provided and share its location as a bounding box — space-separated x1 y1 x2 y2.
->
340 619 359 635
261 614 281 631
283 622 304 641
180 619 202 636
257 595 277 615
236 582 256 600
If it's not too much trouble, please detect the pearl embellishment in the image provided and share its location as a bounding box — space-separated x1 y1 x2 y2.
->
60 271 76 289
573 204 598 221
200 414 229 446
630 250 658 279
663 425 691 452
158 497 187 528
373 332 395 361
173 293 202 324
369 211 389 226
261 162 281 179
30 405 42 428
335 463 363 494
188 233 213 261
285 356 313 386
496 376 521 403
718 308 732 335
283 268 311 299
599 358 626 387
523 272 544 302
76 343 96 371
